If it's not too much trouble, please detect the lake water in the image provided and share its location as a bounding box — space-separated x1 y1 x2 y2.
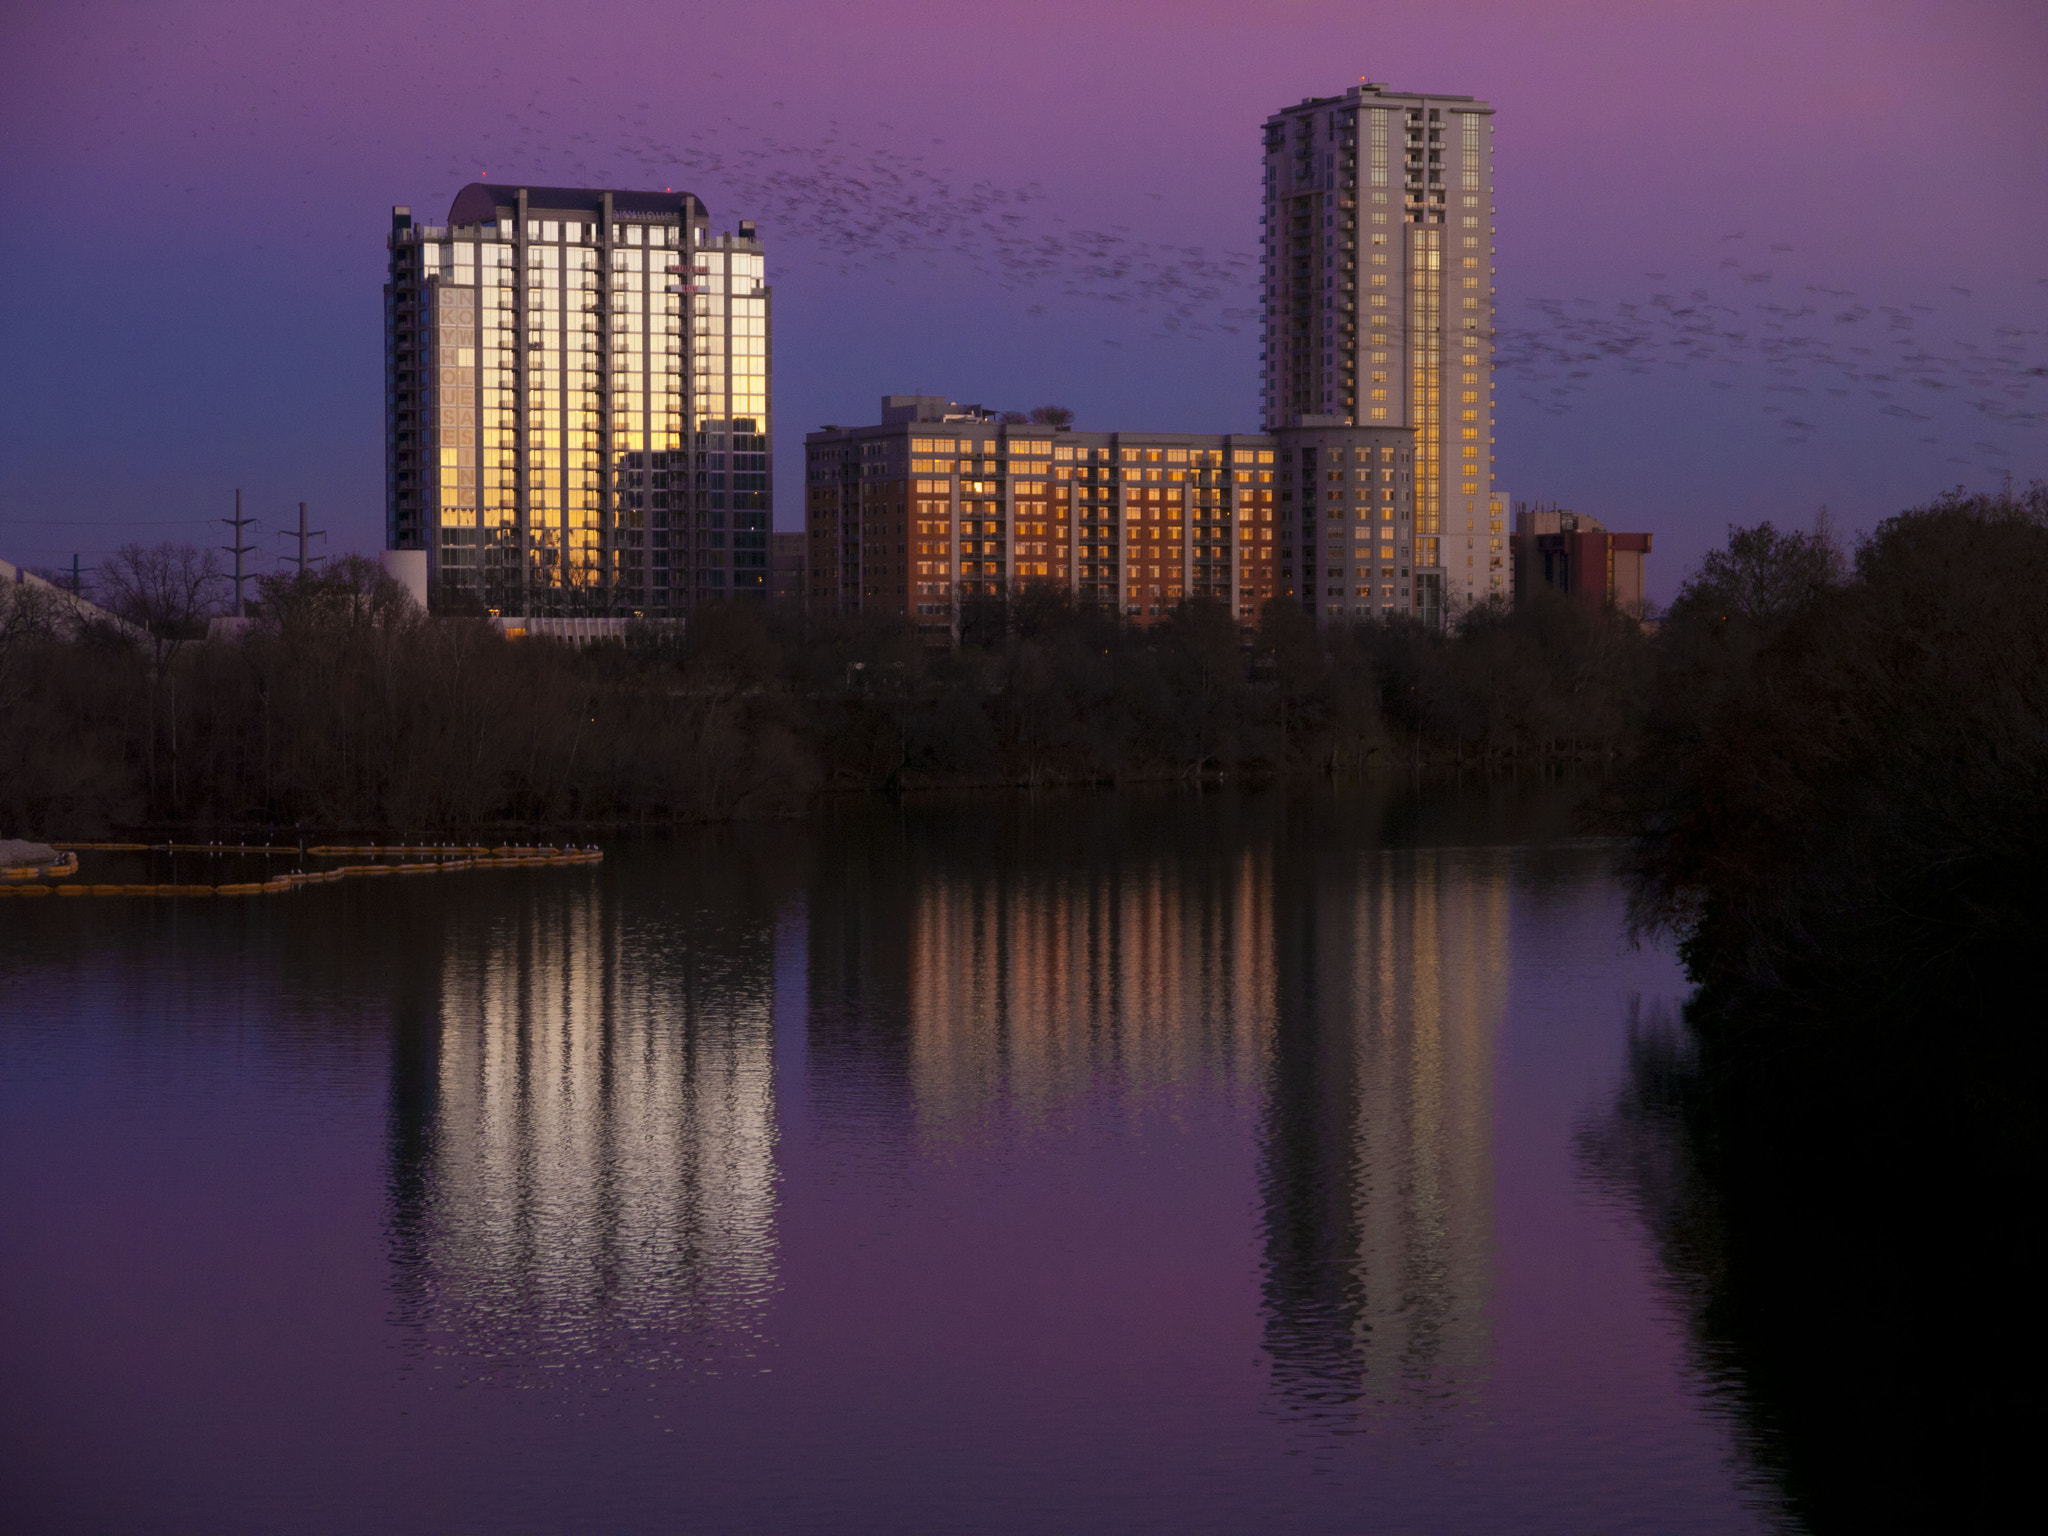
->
1 783 1797 1533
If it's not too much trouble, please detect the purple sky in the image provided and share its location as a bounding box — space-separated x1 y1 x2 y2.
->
2 0 2043 600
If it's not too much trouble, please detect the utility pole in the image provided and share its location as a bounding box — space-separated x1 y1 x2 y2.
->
222 488 259 617
286 501 326 577
70 553 82 596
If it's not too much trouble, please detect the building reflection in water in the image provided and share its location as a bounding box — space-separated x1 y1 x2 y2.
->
904 846 1279 1134
852 801 1509 1427
380 803 1509 1413
1260 845 1509 1426
387 870 781 1370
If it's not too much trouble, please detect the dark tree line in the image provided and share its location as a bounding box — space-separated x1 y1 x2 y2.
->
2 544 1652 836
1618 482 2048 1063
1585 487 2048 1533
14 488 2038 858
1608 485 2046 1531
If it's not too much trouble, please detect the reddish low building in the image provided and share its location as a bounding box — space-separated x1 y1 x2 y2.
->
1511 506 1651 616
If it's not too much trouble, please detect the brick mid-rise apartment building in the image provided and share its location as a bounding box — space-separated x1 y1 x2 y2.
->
808 396 1428 639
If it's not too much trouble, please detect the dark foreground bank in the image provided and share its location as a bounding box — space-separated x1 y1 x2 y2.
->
1582 1012 2038 1533
1616 483 2047 1111
1604 484 2048 1529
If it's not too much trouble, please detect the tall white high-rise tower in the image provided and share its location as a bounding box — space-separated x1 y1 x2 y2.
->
1260 85 1505 621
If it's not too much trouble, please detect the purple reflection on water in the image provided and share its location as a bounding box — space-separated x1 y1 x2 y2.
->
0 792 1776 1533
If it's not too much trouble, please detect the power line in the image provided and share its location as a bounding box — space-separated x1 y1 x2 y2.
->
1 546 155 556
0 516 223 526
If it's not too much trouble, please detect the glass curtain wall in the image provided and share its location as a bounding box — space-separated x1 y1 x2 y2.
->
481 237 516 597
605 221 686 610
690 241 770 597
393 191 769 613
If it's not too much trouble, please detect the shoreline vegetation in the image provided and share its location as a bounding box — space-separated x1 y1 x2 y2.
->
1602 483 2046 1528
5 543 1652 841
3 488 2035 902
5 489 2039 943
1616 482 2047 1083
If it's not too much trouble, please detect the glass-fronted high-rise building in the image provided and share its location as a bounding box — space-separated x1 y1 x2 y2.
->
1260 84 1504 621
385 184 771 615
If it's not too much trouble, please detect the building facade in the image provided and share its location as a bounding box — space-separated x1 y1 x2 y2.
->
807 396 1420 637
384 184 771 616
1511 508 1652 616
1259 83 1501 620
769 530 806 606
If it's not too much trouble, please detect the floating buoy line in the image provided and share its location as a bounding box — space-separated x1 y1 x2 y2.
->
0 842 602 898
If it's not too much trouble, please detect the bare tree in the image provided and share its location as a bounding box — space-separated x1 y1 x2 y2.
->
1 578 66 644
95 542 224 812
0 580 70 721
255 553 418 635
1029 405 1075 429
98 542 224 672
1676 522 1844 626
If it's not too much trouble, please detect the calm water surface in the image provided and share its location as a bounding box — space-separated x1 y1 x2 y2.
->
1 784 1790 1533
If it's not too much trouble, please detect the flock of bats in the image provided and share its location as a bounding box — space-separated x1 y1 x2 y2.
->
438 104 2035 480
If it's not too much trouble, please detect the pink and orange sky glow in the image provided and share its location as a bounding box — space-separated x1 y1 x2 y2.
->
2 0 2043 597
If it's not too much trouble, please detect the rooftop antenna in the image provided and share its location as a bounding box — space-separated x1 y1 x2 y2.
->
222 489 259 616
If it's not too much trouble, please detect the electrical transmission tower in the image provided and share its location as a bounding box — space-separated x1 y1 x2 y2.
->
285 501 326 578
221 488 259 617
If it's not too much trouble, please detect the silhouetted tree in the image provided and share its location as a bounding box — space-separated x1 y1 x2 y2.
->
94 541 226 811
1623 485 2048 1022
98 541 223 672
